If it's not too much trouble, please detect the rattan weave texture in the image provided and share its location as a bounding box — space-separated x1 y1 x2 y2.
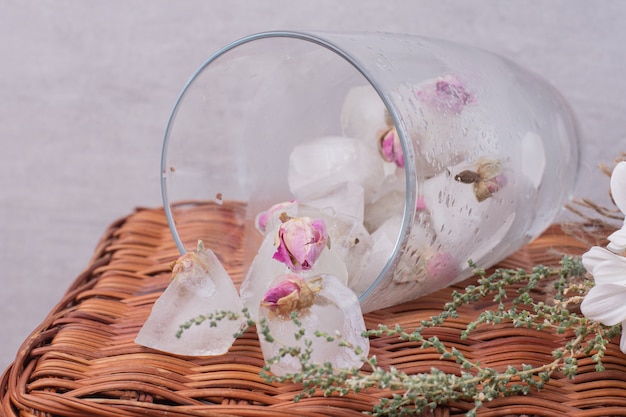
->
2 203 626 417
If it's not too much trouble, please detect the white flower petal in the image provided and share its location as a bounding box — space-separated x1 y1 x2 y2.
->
607 226 626 253
582 246 626 283
581 283 626 326
582 246 616 271
610 162 626 215
620 322 626 354
590 262 626 285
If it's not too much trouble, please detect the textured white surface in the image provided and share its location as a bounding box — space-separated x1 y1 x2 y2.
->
1 0 625 371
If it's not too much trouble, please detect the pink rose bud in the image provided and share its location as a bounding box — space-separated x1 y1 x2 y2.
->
378 127 405 168
261 274 322 318
416 75 474 114
484 173 507 194
262 278 301 308
273 216 329 272
455 159 504 202
425 250 457 285
416 196 428 212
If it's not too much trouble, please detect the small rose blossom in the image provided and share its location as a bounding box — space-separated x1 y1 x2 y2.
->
416 196 428 212
378 127 404 168
484 173 508 194
171 240 210 277
261 274 322 319
273 216 329 272
455 159 504 202
424 250 457 284
416 75 474 114
262 278 300 308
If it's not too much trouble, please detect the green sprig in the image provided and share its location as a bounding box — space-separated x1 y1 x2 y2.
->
178 255 621 416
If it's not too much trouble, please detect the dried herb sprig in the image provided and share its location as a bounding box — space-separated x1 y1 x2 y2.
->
178 256 621 416
257 256 620 416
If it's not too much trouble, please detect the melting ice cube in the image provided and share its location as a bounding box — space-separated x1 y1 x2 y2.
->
351 215 402 296
521 131 546 189
287 136 385 204
135 241 244 356
254 200 300 235
298 181 365 223
309 207 373 292
340 84 389 145
241 223 348 321
258 274 369 377
422 161 516 272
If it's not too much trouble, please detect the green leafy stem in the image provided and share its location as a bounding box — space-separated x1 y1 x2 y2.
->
178 256 622 416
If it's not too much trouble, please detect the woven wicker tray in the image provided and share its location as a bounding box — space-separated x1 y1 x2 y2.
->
2 202 626 417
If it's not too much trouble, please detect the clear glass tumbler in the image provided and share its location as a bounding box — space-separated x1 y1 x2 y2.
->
161 31 579 313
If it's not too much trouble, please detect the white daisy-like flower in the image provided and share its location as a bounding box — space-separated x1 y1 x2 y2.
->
580 161 626 353
581 246 626 352
606 162 626 253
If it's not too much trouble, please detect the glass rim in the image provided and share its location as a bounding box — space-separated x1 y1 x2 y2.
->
160 30 417 303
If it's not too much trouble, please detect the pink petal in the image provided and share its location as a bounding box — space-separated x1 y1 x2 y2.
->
284 221 314 266
272 236 296 269
416 75 474 114
263 278 300 307
310 218 327 240
255 200 297 234
581 283 626 326
426 251 457 284
416 196 428 212
272 217 328 272
379 129 405 168
256 211 270 233
380 130 395 161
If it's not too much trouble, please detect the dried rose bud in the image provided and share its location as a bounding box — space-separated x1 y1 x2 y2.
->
171 240 210 278
483 173 507 194
454 159 505 202
416 196 428 212
273 216 329 272
416 75 474 114
424 250 457 284
261 275 322 319
378 127 404 167
254 200 298 234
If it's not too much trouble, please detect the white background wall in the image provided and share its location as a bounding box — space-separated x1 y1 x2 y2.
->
1 0 625 371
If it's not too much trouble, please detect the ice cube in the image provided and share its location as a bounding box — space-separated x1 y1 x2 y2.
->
298 205 374 290
288 136 385 204
364 189 405 233
297 181 365 223
254 200 299 235
240 228 292 321
340 85 389 145
325 214 373 289
422 161 516 271
135 242 244 356
258 274 369 377
521 131 546 189
392 76 489 178
241 223 348 321
349 215 404 296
